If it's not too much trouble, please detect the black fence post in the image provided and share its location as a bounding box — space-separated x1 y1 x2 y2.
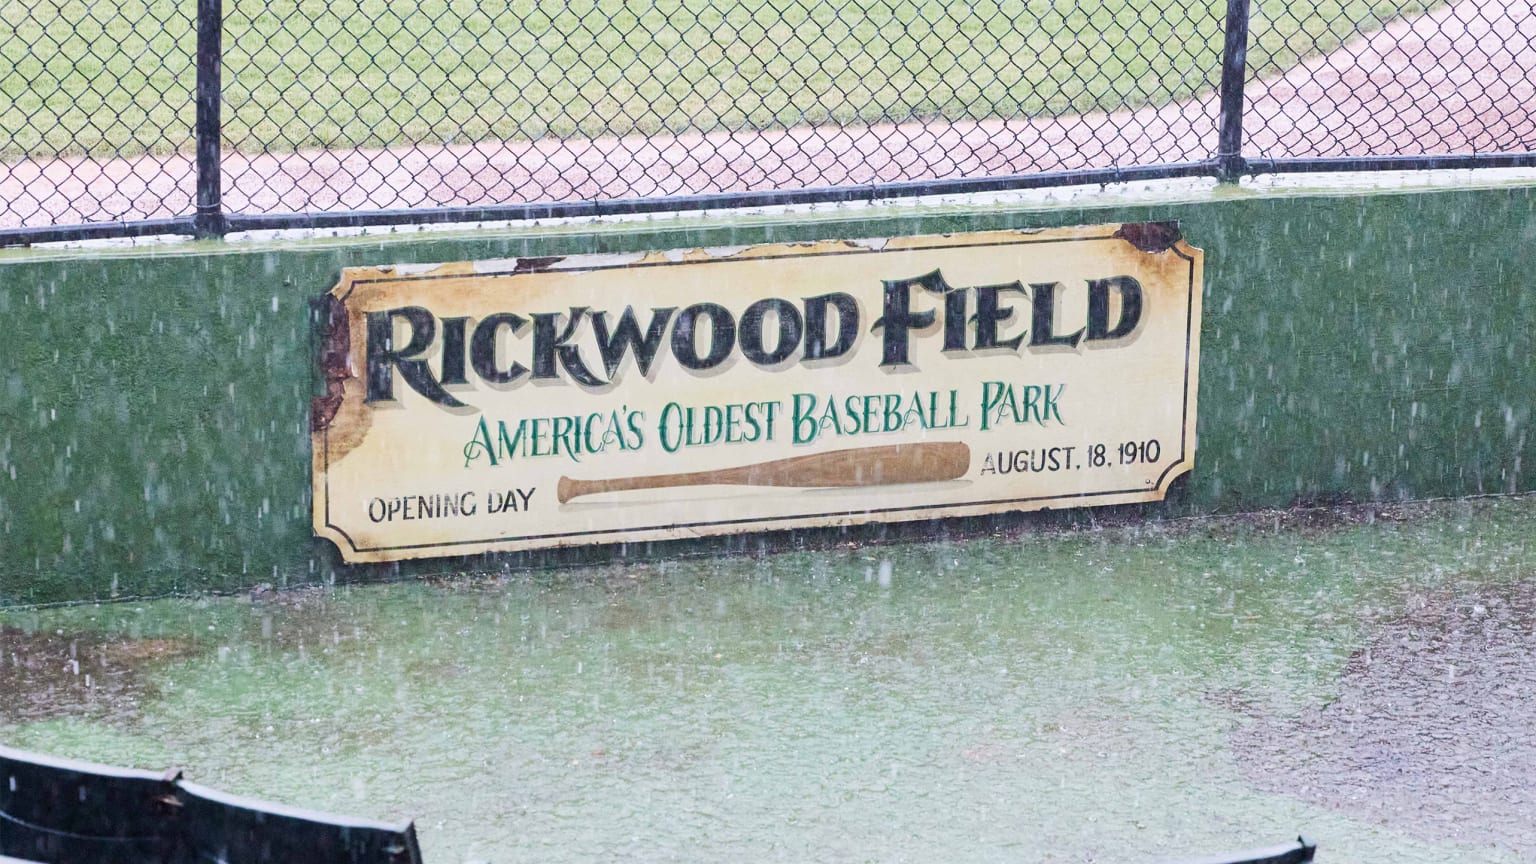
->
1216 0 1252 182
193 0 226 239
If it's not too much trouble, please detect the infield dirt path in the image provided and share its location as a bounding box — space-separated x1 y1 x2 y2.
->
3 0 1532 229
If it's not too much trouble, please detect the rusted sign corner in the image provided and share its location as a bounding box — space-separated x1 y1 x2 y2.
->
511 256 565 274
310 291 353 433
1113 221 1183 254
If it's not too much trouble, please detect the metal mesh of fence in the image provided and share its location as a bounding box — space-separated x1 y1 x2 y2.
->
0 0 1532 238
0 0 195 229
216 0 1225 216
1245 0 1536 160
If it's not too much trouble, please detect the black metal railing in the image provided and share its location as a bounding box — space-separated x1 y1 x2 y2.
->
1 0 1532 246
1 743 422 864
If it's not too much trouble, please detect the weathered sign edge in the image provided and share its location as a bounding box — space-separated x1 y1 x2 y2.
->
310 226 1203 563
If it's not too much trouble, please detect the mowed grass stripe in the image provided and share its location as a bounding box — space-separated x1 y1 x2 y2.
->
1 0 1440 160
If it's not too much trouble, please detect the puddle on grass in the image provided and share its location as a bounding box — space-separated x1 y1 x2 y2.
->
1231 579 1536 854
0 625 203 724
3 497 1535 864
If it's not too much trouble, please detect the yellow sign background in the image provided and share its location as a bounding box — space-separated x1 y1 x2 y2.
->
312 224 1202 562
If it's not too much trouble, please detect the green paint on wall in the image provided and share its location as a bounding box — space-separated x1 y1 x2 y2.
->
2 183 1534 604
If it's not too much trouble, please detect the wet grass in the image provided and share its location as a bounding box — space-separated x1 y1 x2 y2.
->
3 495 1533 862
0 0 1441 159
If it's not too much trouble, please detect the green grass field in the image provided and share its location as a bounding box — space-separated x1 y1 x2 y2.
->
0 0 1436 159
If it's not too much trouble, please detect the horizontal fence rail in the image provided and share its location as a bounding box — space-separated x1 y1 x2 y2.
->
0 0 1532 245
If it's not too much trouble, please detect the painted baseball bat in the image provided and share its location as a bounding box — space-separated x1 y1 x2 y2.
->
557 441 971 504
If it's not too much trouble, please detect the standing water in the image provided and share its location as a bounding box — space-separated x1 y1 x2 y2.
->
2 497 1533 863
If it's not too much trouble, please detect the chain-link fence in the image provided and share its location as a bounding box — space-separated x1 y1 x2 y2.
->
1 0 1532 243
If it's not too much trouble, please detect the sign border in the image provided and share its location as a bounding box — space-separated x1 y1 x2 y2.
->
313 229 1201 559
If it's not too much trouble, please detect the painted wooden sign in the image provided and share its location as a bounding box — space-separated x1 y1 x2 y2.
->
311 224 1202 562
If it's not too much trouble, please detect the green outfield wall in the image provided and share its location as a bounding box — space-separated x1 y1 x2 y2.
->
3 180 1534 605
